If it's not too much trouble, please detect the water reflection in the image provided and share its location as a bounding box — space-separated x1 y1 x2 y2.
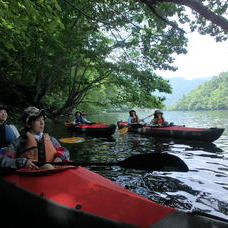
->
194 192 228 217
145 136 223 153
115 173 198 211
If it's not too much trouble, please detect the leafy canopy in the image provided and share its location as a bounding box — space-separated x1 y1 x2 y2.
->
0 0 227 114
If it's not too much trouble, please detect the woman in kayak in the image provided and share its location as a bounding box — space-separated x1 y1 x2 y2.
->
0 106 70 169
150 110 174 127
73 111 92 124
0 104 20 148
128 110 140 124
128 110 144 128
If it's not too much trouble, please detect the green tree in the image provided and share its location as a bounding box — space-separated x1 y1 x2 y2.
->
0 0 227 116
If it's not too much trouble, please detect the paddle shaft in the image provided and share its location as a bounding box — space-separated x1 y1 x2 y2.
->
36 153 189 172
37 161 118 167
141 114 153 121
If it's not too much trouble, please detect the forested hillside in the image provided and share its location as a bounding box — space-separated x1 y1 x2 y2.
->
171 72 228 111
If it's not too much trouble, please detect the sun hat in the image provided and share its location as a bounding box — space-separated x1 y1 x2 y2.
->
154 110 163 115
0 104 8 111
23 106 45 124
75 111 82 116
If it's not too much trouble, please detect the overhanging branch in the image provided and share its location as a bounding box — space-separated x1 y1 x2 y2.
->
139 0 228 32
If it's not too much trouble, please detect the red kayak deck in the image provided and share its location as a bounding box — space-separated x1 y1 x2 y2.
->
65 122 111 128
77 123 110 128
64 122 116 137
4 166 174 227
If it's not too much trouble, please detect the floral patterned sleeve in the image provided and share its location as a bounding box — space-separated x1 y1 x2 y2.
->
50 137 70 161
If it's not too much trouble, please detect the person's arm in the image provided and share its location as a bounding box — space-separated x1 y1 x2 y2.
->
128 117 132 124
9 125 20 138
51 137 70 161
73 118 79 124
0 154 18 168
82 116 90 124
150 118 157 125
81 116 92 124
0 138 27 168
135 115 140 123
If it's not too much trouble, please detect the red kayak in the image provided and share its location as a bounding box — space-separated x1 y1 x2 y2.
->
2 166 173 227
65 122 116 137
1 166 227 227
117 121 224 142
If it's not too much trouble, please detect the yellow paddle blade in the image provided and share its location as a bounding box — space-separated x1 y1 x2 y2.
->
118 127 128 134
59 137 85 144
64 121 73 127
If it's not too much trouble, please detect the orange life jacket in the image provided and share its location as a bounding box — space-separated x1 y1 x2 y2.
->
155 117 165 125
20 133 57 162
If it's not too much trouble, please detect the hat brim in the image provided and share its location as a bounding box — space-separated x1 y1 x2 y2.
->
25 109 46 124
154 111 163 115
0 105 8 111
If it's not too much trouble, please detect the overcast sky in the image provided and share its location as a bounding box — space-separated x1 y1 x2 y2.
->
156 32 228 80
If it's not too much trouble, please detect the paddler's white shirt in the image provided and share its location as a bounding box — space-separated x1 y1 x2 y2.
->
10 125 20 138
33 132 43 141
0 122 20 138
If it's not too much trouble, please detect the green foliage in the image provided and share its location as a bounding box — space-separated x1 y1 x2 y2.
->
188 0 228 41
0 0 227 115
171 72 228 111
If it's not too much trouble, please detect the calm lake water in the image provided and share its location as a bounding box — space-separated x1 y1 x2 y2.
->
46 110 228 220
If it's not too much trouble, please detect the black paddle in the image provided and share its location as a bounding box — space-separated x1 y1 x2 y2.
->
37 153 189 172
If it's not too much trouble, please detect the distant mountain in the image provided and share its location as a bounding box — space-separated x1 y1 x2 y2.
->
160 77 212 106
171 72 228 111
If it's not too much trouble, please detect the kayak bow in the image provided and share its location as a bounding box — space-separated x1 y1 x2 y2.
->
1 166 227 228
